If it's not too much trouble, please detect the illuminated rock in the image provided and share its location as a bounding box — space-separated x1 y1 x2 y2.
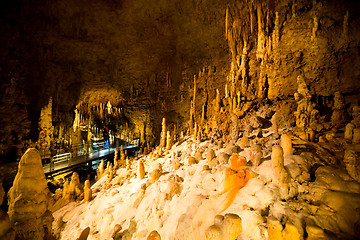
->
206 149 216 163
238 135 250 149
7 148 53 240
0 182 15 240
267 217 283 240
187 156 198 165
305 224 328 240
69 172 82 200
344 149 360 182
229 154 246 171
280 134 293 156
205 225 222 240
216 152 229 165
150 169 162 183
84 180 92 202
206 213 242 240
194 150 203 162
282 222 302 240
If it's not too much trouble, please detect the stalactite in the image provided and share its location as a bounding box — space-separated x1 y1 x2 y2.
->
215 89 221 113
257 60 266 99
225 84 229 98
272 12 280 49
343 10 349 40
249 4 254 34
201 104 206 126
256 4 266 61
225 7 229 40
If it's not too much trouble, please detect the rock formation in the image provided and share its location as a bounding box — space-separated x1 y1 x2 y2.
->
205 213 242 240
7 148 53 239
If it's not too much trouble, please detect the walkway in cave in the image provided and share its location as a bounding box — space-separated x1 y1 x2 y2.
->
43 144 138 175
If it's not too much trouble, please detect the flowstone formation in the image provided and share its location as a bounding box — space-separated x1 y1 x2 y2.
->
7 148 53 240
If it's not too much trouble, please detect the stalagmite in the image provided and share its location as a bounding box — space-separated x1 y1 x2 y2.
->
331 91 347 126
353 128 360 144
69 172 82 200
114 148 119 169
194 122 198 141
250 144 262 167
84 180 92 202
7 148 53 240
280 134 293 156
120 145 126 165
126 157 131 171
345 123 355 140
271 145 290 192
108 163 114 182
138 159 145 180
160 118 166 148
96 160 105 181
166 130 172 150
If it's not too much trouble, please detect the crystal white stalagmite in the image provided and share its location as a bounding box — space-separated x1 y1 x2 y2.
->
7 148 53 240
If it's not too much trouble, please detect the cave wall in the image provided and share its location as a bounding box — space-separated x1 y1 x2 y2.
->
0 0 360 162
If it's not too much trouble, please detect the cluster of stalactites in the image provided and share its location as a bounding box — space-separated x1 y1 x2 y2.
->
72 101 125 132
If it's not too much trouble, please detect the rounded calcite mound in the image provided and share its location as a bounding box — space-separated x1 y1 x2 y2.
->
7 148 53 240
